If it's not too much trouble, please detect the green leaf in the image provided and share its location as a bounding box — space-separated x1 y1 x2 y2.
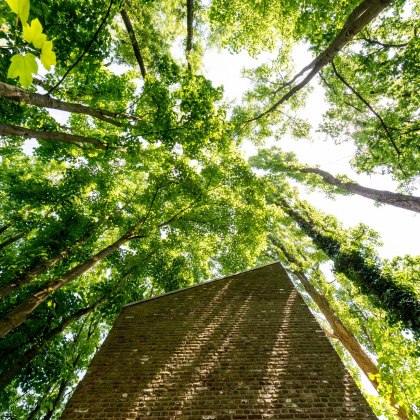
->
5 0 30 23
7 53 38 87
23 18 47 49
40 40 56 70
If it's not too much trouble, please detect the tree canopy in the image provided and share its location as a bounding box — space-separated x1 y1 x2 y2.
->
0 0 419 418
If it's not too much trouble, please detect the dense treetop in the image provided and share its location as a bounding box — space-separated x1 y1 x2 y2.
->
0 0 419 418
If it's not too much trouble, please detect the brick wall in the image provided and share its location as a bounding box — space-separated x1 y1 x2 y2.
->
61 262 376 419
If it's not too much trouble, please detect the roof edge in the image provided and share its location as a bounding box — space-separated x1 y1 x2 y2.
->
123 261 281 308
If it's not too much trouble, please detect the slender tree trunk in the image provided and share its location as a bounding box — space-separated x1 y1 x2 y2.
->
0 216 108 299
186 0 194 70
277 198 420 334
43 357 80 419
0 82 125 127
0 223 11 236
0 123 107 150
250 0 393 121
293 272 408 419
0 270 132 389
120 8 147 79
0 198 195 338
270 236 409 419
0 231 133 338
0 232 26 251
299 167 420 212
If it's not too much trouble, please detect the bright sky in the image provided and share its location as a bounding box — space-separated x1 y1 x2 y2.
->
202 46 420 260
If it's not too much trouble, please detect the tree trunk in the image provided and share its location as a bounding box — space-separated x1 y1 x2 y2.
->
0 271 131 389
0 232 26 251
299 167 420 212
0 82 125 127
278 198 420 335
250 0 393 121
0 223 11 236
0 216 108 299
270 236 409 419
0 123 107 150
0 232 132 338
186 0 194 70
120 8 147 79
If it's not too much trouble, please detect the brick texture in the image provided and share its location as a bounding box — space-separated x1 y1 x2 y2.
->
61 262 376 419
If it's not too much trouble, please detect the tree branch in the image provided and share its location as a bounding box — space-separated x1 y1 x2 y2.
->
0 123 108 150
360 37 409 48
48 0 115 94
120 8 147 79
330 60 403 160
298 166 420 212
0 82 126 127
186 0 194 69
247 0 394 122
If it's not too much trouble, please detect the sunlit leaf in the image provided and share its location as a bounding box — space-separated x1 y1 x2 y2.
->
5 0 30 23
23 18 47 48
40 40 56 70
7 53 38 87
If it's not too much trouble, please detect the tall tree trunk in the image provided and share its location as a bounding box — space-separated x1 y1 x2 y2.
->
120 8 147 79
0 82 126 127
0 271 131 389
270 236 409 419
0 223 11 236
0 231 133 339
277 199 420 335
249 0 393 121
0 232 26 251
0 216 108 299
299 167 420 212
0 198 195 338
186 0 194 70
0 123 107 150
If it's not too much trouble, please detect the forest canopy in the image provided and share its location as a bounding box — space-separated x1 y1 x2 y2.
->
0 0 419 418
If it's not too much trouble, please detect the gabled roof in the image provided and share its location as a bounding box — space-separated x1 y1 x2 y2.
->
124 261 281 308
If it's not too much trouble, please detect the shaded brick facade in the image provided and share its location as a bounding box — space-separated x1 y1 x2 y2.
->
62 263 376 419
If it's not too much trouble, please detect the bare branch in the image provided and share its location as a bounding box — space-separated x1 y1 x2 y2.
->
298 166 420 212
330 60 403 160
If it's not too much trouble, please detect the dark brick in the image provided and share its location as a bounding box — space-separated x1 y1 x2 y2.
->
61 263 376 419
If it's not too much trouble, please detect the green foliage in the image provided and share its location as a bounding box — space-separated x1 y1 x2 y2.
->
3 0 56 87
0 0 418 418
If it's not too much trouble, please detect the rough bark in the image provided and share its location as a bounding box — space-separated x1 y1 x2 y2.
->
120 8 147 79
250 0 394 121
0 123 107 150
299 167 420 212
0 232 132 338
270 236 409 419
0 82 125 127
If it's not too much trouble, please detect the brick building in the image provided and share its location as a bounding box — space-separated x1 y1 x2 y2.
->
62 262 376 419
